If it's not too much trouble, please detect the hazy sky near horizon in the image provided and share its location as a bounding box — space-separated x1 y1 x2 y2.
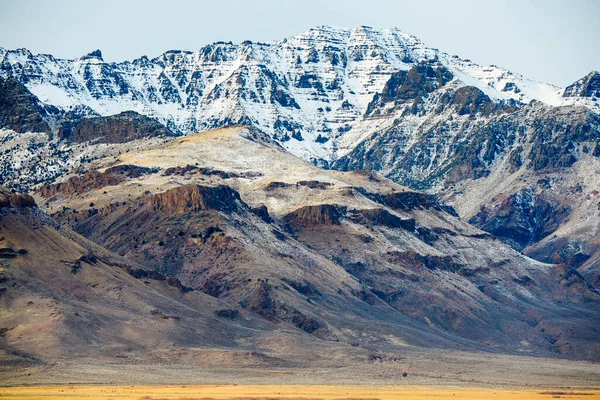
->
0 0 598 87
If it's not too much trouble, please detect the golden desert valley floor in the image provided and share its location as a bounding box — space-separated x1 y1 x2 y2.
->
1 385 599 400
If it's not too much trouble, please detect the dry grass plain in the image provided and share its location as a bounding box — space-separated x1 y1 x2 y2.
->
1 385 599 400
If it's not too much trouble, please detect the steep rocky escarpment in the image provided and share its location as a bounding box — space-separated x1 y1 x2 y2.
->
148 184 248 214
347 208 416 231
563 71 600 98
469 188 569 251
438 86 508 116
282 204 417 232
365 62 453 116
57 110 176 143
0 187 37 209
0 77 52 133
39 165 157 197
525 107 599 171
162 164 262 179
357 188 458 215
283 204 347 229
333 78 600 285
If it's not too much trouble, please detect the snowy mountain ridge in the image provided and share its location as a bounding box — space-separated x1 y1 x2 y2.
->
1 25 592 162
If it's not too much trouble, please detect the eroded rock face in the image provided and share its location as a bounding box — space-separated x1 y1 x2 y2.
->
358 188 457 216
148 184 247 214
39 165 157 197
57 110 175 143
0 77 51 133
162 164 261 179
563 71 600 98
469 189 568 251
283 204 347 229
242 281 323 334
348 208 416 231
365 62 453 116
526 109 598 172
0 188 37 209
440 86 501 116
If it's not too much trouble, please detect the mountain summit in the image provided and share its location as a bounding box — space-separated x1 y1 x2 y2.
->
80 49 103 61
2 25 591 162
563 70 600 98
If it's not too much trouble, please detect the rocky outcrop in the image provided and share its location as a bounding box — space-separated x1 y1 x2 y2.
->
283 204 347 229
0 77 51 133
39 165 156 197
439 86 501 116
242 281 323 334
251 204 272 223
526 107 598 172
348 208 416 231
0 188 36 209
296 180 334 189
57 110 175 143
147 184 247 214
469 189 569 251
563 71 600 98
162 164 261 179
357 188 457 216
366 62 453 116
385 249 463 273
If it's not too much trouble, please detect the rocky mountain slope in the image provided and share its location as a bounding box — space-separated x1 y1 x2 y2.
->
331 63 600 288
27 126 600 361
1 26 600 364
1 28 598 271
1 26 596 163
0 186 327 366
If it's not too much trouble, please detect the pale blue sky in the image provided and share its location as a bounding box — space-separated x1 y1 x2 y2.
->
0 0 598 86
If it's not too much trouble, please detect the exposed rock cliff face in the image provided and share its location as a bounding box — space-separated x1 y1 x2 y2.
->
564 71 600 98
148 184 247 214
57 110 176 143
39 165 157 197
365 62 454 116
0 77 52 133
283 204 346 228
357 188 458 215
0 187 37 208
469 189 569 251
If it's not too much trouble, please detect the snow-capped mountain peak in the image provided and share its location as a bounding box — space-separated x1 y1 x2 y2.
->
0 26 585 161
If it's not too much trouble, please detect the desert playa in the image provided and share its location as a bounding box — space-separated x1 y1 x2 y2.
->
1 385 599 400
